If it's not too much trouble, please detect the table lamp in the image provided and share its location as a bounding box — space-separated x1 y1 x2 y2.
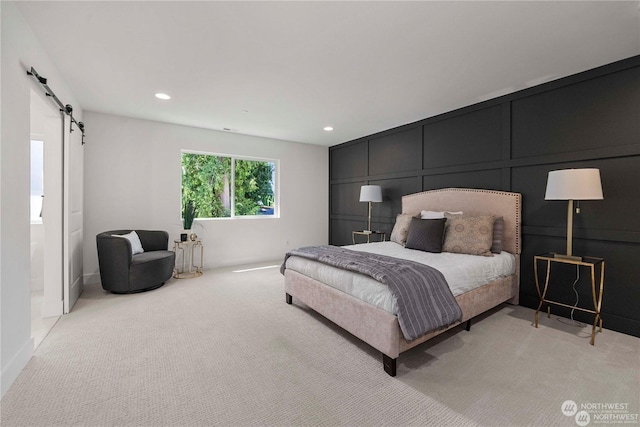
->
544 168 603 260
359 185 382 233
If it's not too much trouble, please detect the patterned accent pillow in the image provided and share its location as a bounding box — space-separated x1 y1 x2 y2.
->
491 216 504 254
390 213 415 246
405 218 447 253
443 214 495 257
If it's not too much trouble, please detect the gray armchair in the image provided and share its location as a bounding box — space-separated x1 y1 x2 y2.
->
96 230 175 293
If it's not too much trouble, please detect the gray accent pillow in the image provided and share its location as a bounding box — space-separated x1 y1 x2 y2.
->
443 214 495 257
405 218 447 253
390 213 415 246
491 216 504 254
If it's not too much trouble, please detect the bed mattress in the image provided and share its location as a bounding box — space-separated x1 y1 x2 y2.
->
284 241 516 314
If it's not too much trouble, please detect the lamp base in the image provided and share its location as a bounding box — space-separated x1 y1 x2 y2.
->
362 230 372 234
552 253 583 262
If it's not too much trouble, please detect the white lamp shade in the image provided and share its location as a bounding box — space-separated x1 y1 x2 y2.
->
359 185 382 203
545 169 603 200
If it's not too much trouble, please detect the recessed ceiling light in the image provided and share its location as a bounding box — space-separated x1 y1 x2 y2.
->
155 93 171 100
324 126 334 131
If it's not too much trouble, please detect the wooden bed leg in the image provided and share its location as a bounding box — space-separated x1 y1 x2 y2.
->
382 354 397 377
465 319 471 331
285 293 292 304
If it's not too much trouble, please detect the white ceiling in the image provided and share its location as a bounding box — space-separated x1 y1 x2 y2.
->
16 1 640 147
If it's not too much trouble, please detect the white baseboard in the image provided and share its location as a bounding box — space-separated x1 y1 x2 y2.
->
69 276 83 312
83 272 100 285
1 337 34 399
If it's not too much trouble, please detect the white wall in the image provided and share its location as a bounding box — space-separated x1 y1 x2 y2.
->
83 112 328 282
1 2 83 398
30 223 44 291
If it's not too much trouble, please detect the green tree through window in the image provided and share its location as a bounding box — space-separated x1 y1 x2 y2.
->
181 152 276 219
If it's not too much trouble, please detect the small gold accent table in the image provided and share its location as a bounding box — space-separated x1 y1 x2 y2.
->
533 252 605 345
173 239 204 279
352 231 386 244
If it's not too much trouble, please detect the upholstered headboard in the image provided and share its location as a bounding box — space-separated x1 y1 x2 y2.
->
402 188 522 255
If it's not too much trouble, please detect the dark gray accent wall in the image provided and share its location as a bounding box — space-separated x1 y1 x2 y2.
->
329 55 640 338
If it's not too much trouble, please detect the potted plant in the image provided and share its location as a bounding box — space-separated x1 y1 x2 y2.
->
182 200 197 231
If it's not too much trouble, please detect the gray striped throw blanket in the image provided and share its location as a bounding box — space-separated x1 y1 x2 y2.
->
281 245 462 341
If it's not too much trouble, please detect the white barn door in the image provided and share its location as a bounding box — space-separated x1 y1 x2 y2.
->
63 115 83 313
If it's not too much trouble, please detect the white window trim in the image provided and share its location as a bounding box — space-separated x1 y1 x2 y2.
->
181 150 280 220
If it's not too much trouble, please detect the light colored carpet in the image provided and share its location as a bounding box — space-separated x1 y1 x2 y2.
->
1 261 638 426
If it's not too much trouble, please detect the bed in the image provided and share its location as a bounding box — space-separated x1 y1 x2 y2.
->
282 188 521 376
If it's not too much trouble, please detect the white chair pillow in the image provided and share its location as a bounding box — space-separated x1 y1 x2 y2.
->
112 231 145 255
420 210 463 219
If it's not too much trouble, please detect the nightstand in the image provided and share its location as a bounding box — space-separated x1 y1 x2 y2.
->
352 231 386 244
173 239 204 279
533 252 605 345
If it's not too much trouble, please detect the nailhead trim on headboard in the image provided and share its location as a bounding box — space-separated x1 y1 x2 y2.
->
402 188 522 255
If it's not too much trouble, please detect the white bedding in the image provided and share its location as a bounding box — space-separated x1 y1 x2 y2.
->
285 241 516 314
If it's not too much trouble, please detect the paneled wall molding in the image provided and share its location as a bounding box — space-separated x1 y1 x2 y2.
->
332 160 512 184
330 55 640 337
524 226 640 244
332 213 396 222
507 144 640 167
332 144 639 186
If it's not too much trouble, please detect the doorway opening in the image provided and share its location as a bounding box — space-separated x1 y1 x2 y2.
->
30 90 63 349
29 139 58 348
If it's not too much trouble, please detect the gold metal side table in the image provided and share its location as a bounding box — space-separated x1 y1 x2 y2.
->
173 239 204 279
533 252 605 345
352 231 386 244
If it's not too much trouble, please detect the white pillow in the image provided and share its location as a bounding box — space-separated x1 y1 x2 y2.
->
420 210 463 219
112 231 144 255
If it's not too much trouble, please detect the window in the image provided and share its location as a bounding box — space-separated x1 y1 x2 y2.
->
181 151 277 219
